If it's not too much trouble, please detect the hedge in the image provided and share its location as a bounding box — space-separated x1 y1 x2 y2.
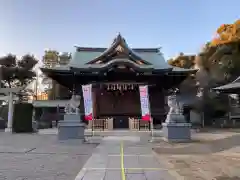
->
13 103 33 133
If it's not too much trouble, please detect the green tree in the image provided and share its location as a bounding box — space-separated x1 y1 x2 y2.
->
41 50 59 100
41 50 71 100
0 54 38 101
0 54 37 87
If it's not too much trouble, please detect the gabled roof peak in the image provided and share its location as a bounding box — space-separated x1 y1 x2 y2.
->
110 33 127 48
113 33 126 44
74 34 160 53
86 34 152 65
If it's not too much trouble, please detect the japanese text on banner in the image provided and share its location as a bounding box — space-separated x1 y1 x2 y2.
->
139 85 150 121
82 84 93 121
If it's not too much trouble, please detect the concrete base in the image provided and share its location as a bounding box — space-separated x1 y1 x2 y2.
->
4 128 12 133
162 123 191 142
152 131 162 137
58 114 85 141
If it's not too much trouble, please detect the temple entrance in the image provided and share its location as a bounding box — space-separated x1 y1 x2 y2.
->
96 83 141 129
113 116 129 129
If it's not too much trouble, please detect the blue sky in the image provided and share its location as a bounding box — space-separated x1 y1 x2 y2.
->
0 0 239 60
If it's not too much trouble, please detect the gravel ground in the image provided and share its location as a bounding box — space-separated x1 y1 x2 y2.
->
158 154 240 180
153 131 240 180
0 133 99 180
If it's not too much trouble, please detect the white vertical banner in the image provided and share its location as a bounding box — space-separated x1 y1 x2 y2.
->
82 84 93 121
139 85 151 121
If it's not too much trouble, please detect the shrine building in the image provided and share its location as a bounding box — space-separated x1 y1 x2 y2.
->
36 34 196 130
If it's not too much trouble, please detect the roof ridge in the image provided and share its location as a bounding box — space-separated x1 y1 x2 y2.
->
75 46 160 53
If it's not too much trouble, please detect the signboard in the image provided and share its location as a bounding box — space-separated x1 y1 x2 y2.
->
139 85 150 121
82 84 93 120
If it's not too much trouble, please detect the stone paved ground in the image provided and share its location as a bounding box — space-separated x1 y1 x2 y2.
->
0 131 177 180
0 133 99 180
2 129 239 180
75 135 177 180
153 130 240 180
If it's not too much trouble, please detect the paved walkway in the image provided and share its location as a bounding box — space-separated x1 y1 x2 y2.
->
75 136 176 180
0 133 98 180
39 128 155 136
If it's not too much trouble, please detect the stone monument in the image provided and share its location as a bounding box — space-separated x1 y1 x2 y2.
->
58 94 85 140
162 92 191 142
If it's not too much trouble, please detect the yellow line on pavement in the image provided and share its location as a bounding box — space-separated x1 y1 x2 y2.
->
120 141 126 180
82 167 164 170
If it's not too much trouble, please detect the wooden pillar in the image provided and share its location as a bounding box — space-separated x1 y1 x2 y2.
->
87 85 96 130
108 118 113 130
92 86 97 119
129 117 132 130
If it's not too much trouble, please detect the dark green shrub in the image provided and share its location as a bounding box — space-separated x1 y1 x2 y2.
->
0 105 8 129
13 103 33 133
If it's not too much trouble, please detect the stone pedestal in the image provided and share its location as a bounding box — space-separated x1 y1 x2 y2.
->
162 122 191 142
58 114 85 140
4 128 12 133
162 95 192 142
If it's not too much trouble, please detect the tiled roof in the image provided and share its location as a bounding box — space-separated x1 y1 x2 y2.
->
213 77 240 91
69 34 171 69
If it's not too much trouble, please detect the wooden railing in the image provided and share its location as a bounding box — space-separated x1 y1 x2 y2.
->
128 117 150 131
87 117 151 131
129 118 139 130
87 118 113 130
